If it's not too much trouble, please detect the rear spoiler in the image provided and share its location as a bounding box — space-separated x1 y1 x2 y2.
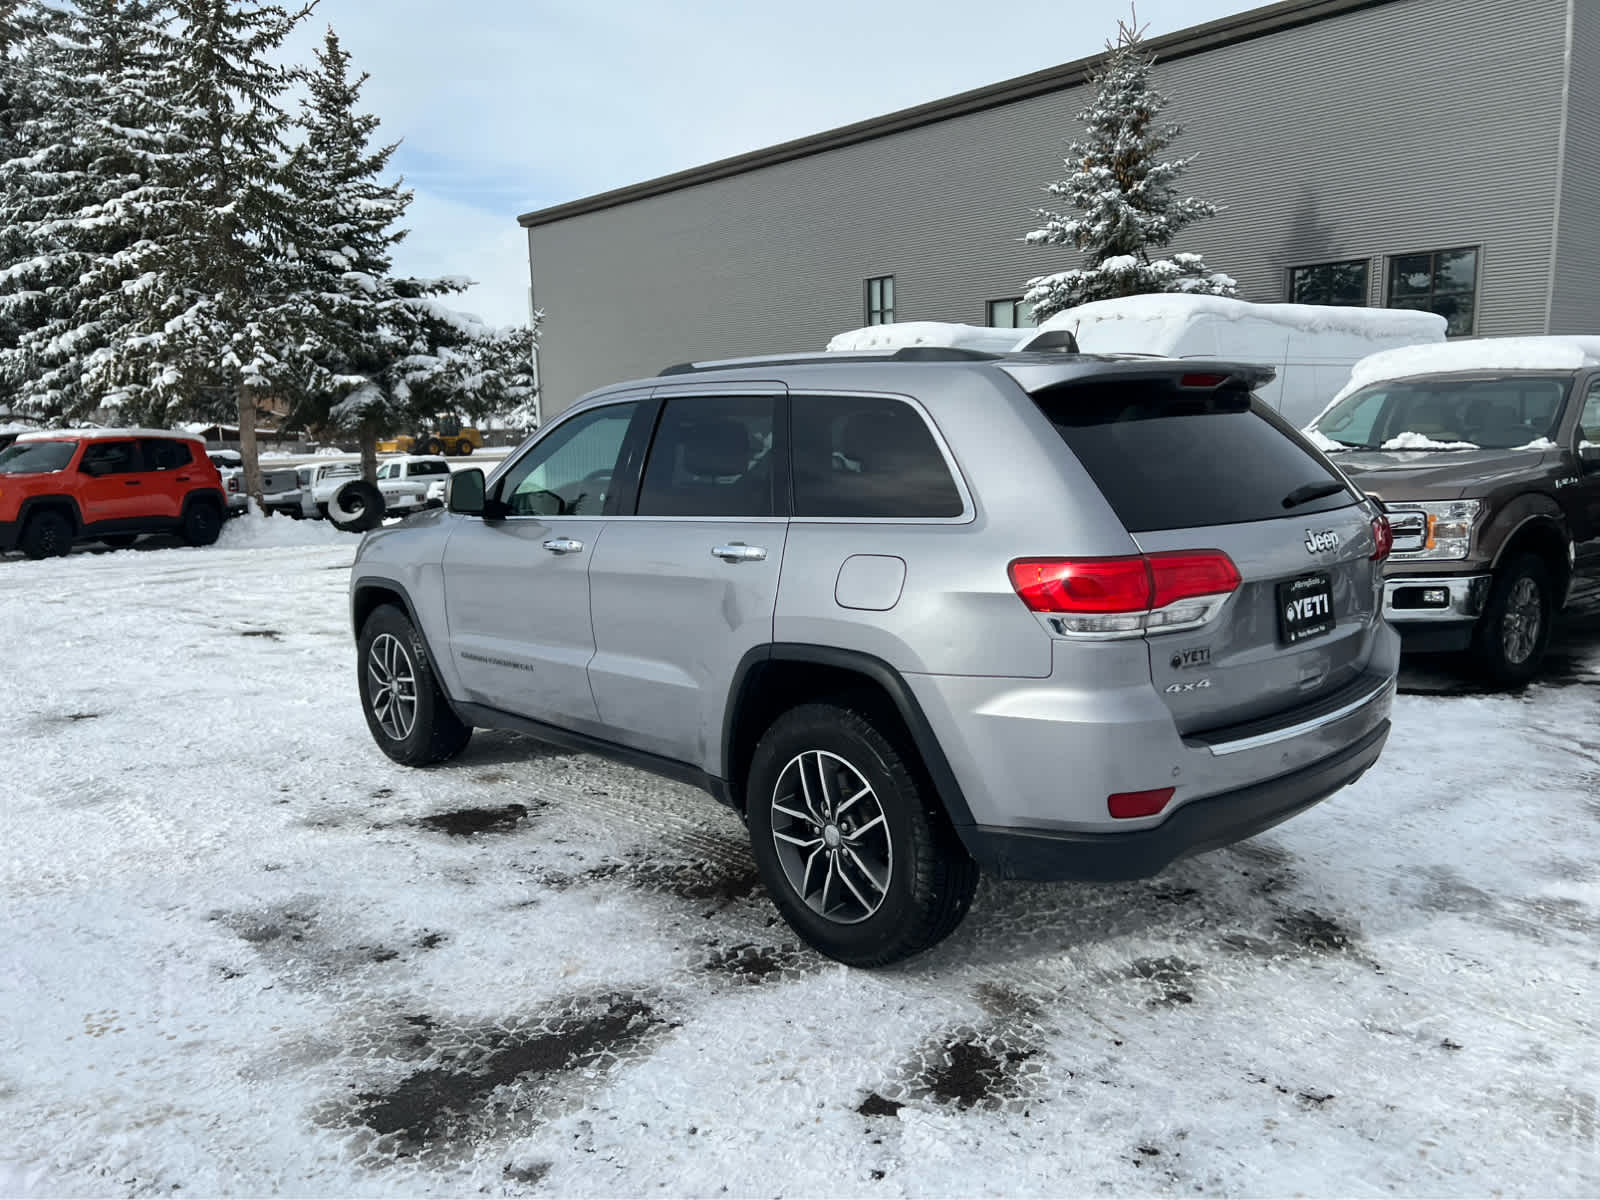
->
999 358 1277 395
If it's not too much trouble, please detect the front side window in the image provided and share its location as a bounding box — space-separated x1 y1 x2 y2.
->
986 298 1036 329
1387 247 1478 336
866 276 895 325
1578 380 1600 446
376 463 395 480
1313 376 1569 451
500 401 639 517
141 439 193 470
791 394 964 519
636 395 778 518
0 440 76 475
80 440 138 475
1290 259 1369 306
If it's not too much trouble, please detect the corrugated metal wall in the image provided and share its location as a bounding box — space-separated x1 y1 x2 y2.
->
1551 0 1600 333
529 0 1569 415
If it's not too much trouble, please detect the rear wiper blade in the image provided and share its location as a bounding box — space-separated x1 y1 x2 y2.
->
1282 481 1348 509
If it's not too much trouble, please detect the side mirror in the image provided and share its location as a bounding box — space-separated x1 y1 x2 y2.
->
447 467 486 516
1580 441 1600 474
82 459 109 477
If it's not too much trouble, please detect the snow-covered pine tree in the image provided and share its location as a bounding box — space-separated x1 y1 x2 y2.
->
1022 13 1235 322
0 0 181 425
106 0 316 503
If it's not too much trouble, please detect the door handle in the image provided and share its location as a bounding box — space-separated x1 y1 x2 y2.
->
542 537 584 555
124 480 142 486
712 543 767 563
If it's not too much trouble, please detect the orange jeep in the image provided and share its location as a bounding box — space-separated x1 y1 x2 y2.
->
0 429 229 559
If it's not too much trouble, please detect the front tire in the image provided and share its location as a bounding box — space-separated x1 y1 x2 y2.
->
745 702 978 966
182 500 222 547
357 604 472 766
1473 553 1553 686
20 510 72 559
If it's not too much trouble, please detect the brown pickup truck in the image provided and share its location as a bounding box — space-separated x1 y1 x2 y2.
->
1306 338 1600 685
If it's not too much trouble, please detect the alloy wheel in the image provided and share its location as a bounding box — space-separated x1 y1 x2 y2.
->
1501 576 1543 665
367 633 418 741
770 750 892 924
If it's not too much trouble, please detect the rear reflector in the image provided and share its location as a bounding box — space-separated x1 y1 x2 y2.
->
1108 788 1175 819
1370 515 1393 562
1009 551 1241 638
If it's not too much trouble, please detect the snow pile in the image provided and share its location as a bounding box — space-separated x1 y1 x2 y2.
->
217 510 354 548
1513 437 1560 451
826 322 1025 354
1346 336 1600 391
1034 294 1447 344
1379 431 1480 452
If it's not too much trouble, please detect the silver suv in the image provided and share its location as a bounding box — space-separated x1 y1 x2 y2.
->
350 348 1400 965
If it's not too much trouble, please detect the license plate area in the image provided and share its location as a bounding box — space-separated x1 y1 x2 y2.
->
1277 573 1336 645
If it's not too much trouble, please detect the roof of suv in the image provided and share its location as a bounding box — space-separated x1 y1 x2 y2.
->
18 427 205 443
1347 337 1600 392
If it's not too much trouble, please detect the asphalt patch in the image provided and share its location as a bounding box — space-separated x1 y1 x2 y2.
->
347 993 666 1150
1129 956 1202 1007
239 629 282 640
920 1038 1037 1110
583 855 761 905
857 1092 903 1118
417 803 530 837
1273 909 1359 954
701 942 803 982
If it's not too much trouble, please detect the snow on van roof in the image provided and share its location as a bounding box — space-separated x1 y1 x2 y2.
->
17 427 204 442
1344 336 1600 390
826 321 1026 354
1033 294 1449 341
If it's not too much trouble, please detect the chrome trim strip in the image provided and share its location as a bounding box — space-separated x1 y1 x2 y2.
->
1205 679 1393 757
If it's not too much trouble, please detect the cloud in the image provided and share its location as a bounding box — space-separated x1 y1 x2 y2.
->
284 0 1261 328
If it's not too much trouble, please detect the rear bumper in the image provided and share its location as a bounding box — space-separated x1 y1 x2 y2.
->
965 719 1390 882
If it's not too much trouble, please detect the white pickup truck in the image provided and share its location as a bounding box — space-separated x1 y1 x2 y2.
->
374 456 452 515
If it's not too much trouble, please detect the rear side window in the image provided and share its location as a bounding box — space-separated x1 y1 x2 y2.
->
1035 379 1354 532
637 395 779 518
409 460 450 476
791 394 963 518
141 439 193 470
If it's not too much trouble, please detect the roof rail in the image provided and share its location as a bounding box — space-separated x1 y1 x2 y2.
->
658 345 1001 376
1014 328 1080 354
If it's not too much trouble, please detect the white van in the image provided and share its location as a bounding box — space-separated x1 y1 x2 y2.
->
1022 295 1447 428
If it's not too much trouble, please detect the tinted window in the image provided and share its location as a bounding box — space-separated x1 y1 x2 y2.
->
637 395 778 518
791 394 963 519
0 440 76 474
1314 377 1569 451
500 401 639 517
409 460 450 476
81 440 139 475
141 439 193 470
1037 380 1353 532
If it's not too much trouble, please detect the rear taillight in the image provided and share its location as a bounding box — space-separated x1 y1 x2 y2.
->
1370 515 1393 562
1178 372 1229 388
1008 550 1240 638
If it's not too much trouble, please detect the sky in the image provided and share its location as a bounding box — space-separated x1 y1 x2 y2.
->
283 0 1265 328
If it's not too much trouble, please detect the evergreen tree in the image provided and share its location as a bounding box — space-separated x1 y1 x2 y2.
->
1023 14 1234 322
0 0 179 425
102 0 315 502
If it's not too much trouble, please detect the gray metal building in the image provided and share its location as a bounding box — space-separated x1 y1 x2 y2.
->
519 0 1600 419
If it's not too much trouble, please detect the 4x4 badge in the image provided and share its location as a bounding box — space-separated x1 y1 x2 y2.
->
1305 528 1340 554
1164 679 1212 694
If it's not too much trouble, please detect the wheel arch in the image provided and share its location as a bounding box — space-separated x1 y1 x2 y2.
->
350 577 457 701
16 494 84 533
720 644 977 833
1492 512 1572 604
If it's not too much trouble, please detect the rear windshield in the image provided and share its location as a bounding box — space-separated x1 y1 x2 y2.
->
1035 379 1356 532
0 440 76 475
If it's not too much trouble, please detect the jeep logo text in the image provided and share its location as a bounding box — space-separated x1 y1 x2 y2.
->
1304 529 1340 554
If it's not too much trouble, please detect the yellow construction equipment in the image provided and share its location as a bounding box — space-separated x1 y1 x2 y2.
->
377 416 483 456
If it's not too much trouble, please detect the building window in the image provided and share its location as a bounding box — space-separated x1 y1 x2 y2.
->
1386 247 1479 336
986 298 1036 328
865 275 895 325
1289 260 1369 307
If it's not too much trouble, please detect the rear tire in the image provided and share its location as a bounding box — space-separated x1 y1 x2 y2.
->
1472 553 1553 686
357 604 471 766
419 437 443 456
328 480 384 532
20 510 72 559
745 702 978 966
458 442 474 456
181 499 222 547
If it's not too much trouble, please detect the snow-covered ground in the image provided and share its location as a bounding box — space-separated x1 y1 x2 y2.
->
1 530 1597 1197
